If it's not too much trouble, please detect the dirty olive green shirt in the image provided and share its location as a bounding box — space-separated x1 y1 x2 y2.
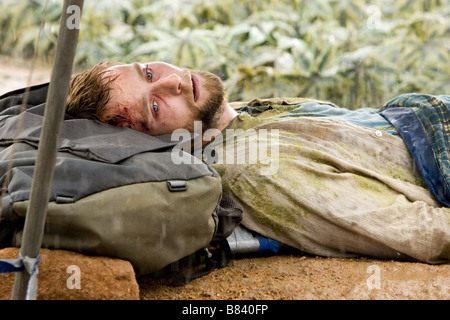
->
209 98 450 263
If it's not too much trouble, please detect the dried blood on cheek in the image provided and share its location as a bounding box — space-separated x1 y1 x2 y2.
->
107 106 132 128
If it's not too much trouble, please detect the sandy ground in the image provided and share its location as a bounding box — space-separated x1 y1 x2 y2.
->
0 56 448 301
138 252 450 300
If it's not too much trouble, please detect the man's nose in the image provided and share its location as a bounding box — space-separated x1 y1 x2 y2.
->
152 74 182 95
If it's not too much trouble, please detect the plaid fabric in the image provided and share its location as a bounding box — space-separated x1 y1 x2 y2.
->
380 93 450 204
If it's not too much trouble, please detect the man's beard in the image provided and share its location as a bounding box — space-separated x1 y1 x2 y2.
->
189 69 225 132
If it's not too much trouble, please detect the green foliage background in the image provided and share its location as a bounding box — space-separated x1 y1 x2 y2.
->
1 0 449 108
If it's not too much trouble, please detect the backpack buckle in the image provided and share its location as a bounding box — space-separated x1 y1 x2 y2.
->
167 180 187 192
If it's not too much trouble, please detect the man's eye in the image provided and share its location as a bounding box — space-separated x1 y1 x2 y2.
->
153 102 158 114
146 66 153 81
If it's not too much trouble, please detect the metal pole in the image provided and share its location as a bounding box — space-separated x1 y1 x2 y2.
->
11 0 84 300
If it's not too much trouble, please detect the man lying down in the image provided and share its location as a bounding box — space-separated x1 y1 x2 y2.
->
2 61 450 266
66 61 450 264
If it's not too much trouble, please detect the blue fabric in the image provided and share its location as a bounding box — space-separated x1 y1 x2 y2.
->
0 258 25 273
279 102 397 133
257 236 281 253
0 254 40 300
380 94 450 207
381 108 450 207
240 101 397 132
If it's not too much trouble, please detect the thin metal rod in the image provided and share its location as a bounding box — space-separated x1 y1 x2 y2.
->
11 0 84 300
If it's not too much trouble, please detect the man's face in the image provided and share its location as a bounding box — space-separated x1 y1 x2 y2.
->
101 62 224 135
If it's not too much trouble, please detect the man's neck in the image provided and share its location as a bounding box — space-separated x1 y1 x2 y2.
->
201 100 237 146
215 100 238 132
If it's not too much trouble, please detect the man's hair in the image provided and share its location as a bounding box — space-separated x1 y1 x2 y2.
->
66 62 120 120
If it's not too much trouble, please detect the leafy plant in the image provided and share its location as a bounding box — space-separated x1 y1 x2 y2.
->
0 0 448 108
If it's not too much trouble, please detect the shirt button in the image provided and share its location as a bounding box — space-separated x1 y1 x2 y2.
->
238 113 247 120
375 130 383 137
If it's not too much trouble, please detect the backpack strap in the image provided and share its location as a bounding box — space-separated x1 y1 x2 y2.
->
212 192 243 241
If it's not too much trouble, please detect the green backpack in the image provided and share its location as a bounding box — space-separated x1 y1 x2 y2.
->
0 84 242 277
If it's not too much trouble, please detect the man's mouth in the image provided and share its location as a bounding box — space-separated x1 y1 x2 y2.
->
191 74 200 102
